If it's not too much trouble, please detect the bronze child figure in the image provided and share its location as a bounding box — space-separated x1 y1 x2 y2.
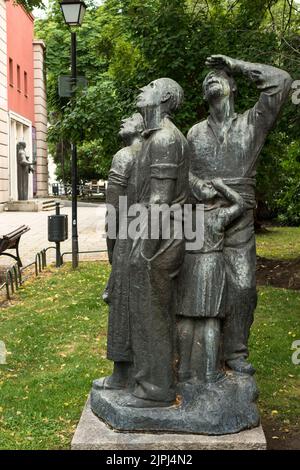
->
177 179 246 383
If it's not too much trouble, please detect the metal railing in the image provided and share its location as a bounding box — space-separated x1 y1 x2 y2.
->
51 183 106 199
0 247 107 303
61 249 106 263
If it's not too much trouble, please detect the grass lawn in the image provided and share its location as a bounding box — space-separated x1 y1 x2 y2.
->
0 263 111 450
0 260 300 449
256 226 300 260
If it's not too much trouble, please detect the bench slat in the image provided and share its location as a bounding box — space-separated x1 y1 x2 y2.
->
0 225 30 266
1 225 30 241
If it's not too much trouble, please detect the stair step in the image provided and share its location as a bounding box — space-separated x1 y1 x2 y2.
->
42 200 56 204
41 200 64 211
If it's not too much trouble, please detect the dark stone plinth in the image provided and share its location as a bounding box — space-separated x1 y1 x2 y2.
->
90 372 260 435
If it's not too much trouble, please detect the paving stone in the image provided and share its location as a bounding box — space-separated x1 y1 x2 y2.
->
0 202 108 267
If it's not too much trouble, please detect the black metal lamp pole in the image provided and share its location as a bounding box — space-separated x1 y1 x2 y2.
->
71 31 79 269
60 0 87 269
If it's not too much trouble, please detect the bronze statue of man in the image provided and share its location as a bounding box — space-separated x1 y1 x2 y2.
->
127 78 189 408
17 141 34 201
181 55 292 375
93 113 144 391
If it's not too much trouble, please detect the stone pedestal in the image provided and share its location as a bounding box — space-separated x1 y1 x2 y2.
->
5 200 43 212
4 199 56 212
72 397 267 450
90 372 260 435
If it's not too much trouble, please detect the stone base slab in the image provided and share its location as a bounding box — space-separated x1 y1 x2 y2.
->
71 397 267 450
5 200 44 212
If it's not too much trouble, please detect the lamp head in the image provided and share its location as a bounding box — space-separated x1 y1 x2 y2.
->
60 0 87 27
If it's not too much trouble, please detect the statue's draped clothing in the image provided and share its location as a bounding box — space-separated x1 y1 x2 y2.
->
106 143 141 362
177 206 232 320
129 119 189 402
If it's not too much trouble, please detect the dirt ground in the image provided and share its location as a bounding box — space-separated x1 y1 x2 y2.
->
263 418 300 450
257 256 300 290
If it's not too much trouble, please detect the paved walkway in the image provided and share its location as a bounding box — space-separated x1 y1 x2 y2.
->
0 202 108 268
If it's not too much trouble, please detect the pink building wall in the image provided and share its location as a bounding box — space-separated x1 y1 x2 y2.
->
0 0 48 205
0 0 9 205
6 0 35 124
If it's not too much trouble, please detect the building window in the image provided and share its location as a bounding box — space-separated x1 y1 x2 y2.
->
24 71 28 97
17 65 21 92
9 58 13 86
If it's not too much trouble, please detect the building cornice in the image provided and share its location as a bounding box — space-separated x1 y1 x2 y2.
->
5 0 35 22
33 39 46 49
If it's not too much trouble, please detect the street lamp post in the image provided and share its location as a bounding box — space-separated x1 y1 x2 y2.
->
60 0 86 269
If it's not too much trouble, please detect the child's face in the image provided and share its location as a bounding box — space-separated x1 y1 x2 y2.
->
201 182 216 201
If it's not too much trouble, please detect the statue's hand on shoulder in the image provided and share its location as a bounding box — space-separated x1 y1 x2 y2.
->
205 55 238 73
211 177 225 191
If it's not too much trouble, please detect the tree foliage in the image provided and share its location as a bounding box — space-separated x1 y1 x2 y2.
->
35 0 300 223
17 0 44 11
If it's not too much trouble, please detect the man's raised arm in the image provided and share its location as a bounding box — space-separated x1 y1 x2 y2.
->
206 54 292 129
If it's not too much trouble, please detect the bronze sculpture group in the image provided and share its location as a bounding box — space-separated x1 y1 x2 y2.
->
91 55 292 434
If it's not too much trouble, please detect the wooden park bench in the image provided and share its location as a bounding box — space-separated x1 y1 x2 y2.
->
0 225 30 267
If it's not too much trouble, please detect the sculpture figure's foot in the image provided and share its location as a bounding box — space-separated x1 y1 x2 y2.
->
124 395 175 409
206 370 226 383
226 358 255 375
92 377 124 391
93 361 133 391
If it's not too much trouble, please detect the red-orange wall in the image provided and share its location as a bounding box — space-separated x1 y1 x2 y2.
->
6 0 35 124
